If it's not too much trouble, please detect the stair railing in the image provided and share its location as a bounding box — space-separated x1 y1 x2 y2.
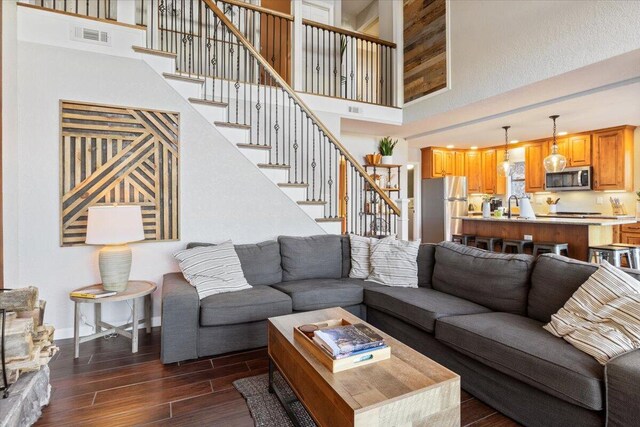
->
150 0 399 236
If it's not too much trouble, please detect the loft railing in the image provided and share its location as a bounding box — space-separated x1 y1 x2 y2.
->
26 0 116 20
148 0 399 235
302 20 397 107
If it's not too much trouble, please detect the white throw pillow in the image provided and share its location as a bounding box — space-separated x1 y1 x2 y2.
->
366 238 420 287
544 260 640 365
349 235 393 279
174 241 251 300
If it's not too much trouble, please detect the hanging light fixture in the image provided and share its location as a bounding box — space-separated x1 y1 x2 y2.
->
497 125 514 177
543 115 567 173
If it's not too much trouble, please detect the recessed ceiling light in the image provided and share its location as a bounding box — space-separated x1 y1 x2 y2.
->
557 131 568 136
510 139 519 144
446 145 455 149
470 146 478 150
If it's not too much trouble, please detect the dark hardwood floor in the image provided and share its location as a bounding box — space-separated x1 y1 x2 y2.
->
37 328 519 426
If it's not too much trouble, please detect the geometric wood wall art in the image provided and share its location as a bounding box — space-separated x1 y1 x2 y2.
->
60 100 179 246
404 0 447 103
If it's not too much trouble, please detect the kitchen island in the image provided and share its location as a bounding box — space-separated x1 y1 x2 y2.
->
456 216 637 261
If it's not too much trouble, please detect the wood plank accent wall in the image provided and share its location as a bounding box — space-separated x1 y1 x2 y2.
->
60 101 180 246
403 0 446 103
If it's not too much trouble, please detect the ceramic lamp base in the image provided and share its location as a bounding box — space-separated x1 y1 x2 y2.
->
98 244 132 292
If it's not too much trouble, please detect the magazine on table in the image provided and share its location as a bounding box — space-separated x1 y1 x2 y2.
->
313 323 385 357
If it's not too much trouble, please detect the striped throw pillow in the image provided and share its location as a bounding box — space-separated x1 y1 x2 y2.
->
174 241 251 300
349 235 393 279
544 260 640 365
366 238 420 287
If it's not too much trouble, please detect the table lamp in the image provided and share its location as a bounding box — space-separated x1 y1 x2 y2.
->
85 205 145 292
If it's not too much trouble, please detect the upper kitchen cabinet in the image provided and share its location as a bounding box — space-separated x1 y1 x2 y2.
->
421 147 462 178
592 126 635 191
524 142 547 193
546 135 591 167
481 149 497 194
465 150 482 193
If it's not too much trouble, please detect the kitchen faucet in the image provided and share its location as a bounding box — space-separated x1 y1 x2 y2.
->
507 196 519 219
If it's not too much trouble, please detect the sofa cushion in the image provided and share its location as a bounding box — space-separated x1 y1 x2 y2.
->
364 286 491 333
528 253 640 323
432 241 534 314
436 312 604 410
200 286 292 326
417 243 436 288
271 278 364 311
279 235 342 281
187 240 282 286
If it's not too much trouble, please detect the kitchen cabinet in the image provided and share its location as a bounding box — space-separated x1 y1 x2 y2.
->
546 135 591 167
455 151 465 176
592 126 635 191
481 149 497 194
620 222 640 245
524 142 547 193
465 150 482 193
421 147 463 178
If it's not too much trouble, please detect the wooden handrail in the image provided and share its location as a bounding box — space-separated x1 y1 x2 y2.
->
204 0 400 215
219 0 294 21
302 19 396 48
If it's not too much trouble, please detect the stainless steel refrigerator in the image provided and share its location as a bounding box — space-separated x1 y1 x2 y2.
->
421 176 468 243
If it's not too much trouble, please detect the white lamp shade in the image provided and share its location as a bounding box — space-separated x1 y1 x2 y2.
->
85 205 145 245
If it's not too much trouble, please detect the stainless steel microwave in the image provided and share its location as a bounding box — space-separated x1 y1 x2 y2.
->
544 166 592 191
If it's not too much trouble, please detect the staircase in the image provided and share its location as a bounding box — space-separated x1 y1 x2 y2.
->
132 0 399 236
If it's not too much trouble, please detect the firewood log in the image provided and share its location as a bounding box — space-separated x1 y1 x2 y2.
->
0 287 39 311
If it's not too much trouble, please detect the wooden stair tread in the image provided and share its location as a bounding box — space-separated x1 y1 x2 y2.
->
278 183 308 188
237 143 271 150
214 121 252 130
258 163 290 169
188 97 228 107
298 200 327 205
132 46 177 59
315 217 342 222
162 72 205 83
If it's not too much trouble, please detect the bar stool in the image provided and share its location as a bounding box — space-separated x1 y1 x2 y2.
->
532 242 569 257
475 237 502 252
611 243 640 269
502 239 534 254
589 245 632 268
452 234 476 246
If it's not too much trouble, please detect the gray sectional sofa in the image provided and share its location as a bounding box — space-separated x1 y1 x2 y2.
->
161 235 640 427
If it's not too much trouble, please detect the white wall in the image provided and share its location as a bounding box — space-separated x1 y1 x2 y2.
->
405 0 640 123
14 41 323 338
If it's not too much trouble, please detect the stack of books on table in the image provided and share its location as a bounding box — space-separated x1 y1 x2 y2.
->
313 323 387 360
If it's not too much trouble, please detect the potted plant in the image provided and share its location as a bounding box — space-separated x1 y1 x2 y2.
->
378 137 398 165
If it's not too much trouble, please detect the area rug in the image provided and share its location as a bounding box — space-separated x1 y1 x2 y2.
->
233 372 316 427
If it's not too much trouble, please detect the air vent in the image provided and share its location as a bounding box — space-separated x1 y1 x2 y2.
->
348 106 362 114
71 26 111 46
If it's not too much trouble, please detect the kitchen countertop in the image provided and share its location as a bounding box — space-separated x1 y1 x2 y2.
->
455 216 638 226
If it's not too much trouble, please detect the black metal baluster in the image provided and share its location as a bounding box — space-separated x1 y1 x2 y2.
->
274 82 279 164
256 63 261 147
235 24 240 123
350 37 355 100
315 28 320 94
305 113 310 200
322 28 326 95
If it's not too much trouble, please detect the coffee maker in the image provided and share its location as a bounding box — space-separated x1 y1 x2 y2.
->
489 198 503 212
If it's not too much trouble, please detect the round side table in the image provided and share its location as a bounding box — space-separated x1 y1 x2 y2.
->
70 281 157 359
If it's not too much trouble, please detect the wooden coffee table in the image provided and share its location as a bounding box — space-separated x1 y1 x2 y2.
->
268 307 460 426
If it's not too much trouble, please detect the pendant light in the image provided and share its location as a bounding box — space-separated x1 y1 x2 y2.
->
497 125 514 177
543 115 567 173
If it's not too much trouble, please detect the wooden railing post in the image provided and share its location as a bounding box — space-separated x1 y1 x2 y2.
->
116 0 136 25
291 0 304 92
396 198 409 240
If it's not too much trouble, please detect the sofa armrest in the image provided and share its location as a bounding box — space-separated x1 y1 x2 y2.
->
606 349 640 427
161 273 199 364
